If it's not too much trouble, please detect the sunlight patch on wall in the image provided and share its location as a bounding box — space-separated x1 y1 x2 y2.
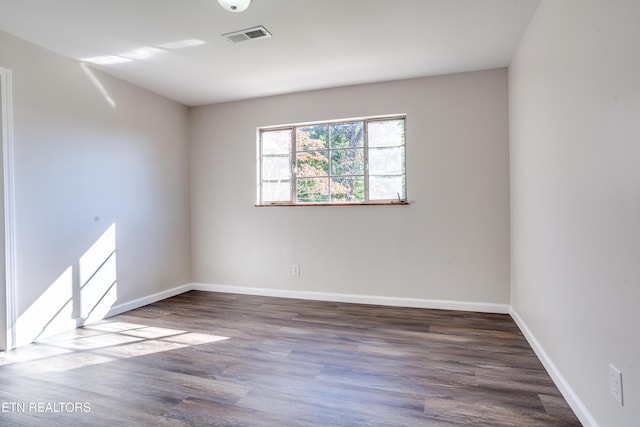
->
81 63 116 108
14 224 119 347
15 267 75 347
79 223 117 324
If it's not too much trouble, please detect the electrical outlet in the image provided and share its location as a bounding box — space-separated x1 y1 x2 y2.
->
609 364 623 405
291 264 300 276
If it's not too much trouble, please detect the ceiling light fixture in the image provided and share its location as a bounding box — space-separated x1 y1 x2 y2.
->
217 0 251 12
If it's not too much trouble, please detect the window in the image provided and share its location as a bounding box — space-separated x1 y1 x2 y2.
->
258 116 406 205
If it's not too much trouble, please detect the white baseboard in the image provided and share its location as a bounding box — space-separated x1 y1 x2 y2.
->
23 282 505 346
104 283 193 319
509 307 599 427
189 283 510 314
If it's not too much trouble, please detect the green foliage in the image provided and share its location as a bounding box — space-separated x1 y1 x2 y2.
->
297 178 329 203
330 149 364 175
330 122 364 148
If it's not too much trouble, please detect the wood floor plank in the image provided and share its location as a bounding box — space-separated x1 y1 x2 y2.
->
0 291 581 426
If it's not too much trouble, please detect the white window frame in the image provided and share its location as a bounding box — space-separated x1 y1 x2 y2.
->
257 114 407 206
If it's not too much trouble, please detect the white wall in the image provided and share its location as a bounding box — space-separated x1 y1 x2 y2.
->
190 69 510 308
509 1 640 426
0 31 192 346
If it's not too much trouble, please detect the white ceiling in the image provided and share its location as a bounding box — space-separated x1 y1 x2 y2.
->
0 0 540 106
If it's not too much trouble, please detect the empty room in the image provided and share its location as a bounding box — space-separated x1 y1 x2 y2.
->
0 0 637 426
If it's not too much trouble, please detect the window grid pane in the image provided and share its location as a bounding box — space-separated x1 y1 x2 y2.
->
263 129 292 154
330 148 365 176
296 125 328 151
297 178 329 203
331 176 365 203
263 181 291 202
330 122 364 149
262 155 290 180
296 150 329 178
368 119 405 148
369 175 405 200
369 147 405 176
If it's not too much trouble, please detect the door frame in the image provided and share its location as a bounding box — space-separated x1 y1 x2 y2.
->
0 66 17 351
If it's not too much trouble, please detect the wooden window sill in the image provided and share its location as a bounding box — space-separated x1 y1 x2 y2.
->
255 201 410 207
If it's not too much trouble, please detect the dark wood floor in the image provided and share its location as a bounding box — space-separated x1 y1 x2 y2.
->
0 291 581 426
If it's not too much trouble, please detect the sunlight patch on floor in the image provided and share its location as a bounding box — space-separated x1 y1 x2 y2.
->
0 322 228 373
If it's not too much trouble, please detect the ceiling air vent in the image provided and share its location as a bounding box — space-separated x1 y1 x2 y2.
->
222 25 272 43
